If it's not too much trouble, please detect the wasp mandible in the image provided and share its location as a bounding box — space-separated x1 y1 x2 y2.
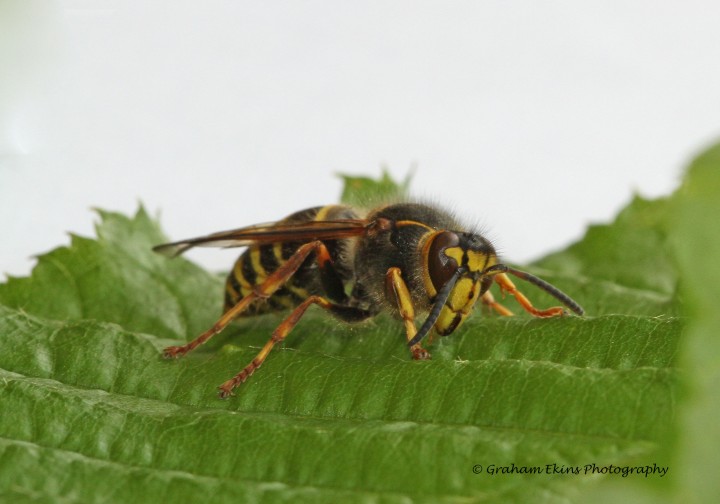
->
154 203 584 398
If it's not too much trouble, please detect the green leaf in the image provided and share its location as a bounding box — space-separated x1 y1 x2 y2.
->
0 166 692 502
579 143 720 503
534 195 676 295
667 143 720 504
338 168 411 207
0 207 222 339
0 306 679 503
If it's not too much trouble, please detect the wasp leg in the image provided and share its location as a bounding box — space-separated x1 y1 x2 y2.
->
386 267 431 360
493 273 566 317
218 295 370 398
480 290 514 316
164 240 331 359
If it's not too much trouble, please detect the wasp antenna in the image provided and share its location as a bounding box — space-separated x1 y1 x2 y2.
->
407 267 466 347
483 264 584 316
506 267 584 316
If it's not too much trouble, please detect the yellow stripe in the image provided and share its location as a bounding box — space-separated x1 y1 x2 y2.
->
314 205 334 221
226 281 253 302
273 242 285 263
271 294 295 309
250 247 267 281
226 280 239 299
396 220 435 231
286 284 310 299
233 258 253 290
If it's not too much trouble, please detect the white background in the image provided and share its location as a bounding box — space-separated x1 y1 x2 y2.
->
2 1 719 277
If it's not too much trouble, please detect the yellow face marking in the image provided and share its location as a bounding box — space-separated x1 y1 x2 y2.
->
448 278 474 311
444 246 464 265
484 254 497 271
434 278 482 335
444 247 496 273
466 250 489 272
435 306 464 334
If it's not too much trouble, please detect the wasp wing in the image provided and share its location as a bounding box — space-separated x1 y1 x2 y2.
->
153 219 370 257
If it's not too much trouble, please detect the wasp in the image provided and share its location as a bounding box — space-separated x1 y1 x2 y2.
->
154 203 584 398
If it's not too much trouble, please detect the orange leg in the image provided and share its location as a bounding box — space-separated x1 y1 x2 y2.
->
163 240 326 359
218 295 339 398
386 267 430 360
480 290 514 316
494 273 566 318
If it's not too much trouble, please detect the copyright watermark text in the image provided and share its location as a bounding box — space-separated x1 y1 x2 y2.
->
472 463 668 478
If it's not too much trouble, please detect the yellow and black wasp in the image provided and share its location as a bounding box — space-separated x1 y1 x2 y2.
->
154 203 584 398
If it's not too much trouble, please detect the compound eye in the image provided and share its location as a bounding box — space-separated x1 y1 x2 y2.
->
427 231 461 292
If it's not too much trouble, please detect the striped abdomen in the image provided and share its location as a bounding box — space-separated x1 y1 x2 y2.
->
223 205 359 316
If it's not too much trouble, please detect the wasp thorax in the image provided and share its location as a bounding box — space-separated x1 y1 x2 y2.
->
426 231 461 293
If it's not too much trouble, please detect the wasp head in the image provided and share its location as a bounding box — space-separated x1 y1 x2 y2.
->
423 230 497 336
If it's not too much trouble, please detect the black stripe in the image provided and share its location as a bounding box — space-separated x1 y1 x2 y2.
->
241 254 257 285
228 271 243 296
282 284 308 304
281 242 299 260
327 304 373 322
323 239 340 262
443 313 464 335
224 290 235 311
266 296 285 310
259 244 279 273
